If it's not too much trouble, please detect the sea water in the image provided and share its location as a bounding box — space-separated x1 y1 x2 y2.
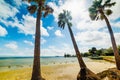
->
0 57 91 72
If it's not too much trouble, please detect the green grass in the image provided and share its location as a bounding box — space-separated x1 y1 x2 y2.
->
101 56 115 63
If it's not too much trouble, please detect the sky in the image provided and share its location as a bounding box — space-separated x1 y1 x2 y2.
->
0 0 120 57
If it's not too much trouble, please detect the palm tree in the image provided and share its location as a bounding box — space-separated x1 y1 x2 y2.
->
23 0 53 80
89 0 120 70
58 10 100 80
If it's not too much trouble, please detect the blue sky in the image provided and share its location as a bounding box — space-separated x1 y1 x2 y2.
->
0 0 120 57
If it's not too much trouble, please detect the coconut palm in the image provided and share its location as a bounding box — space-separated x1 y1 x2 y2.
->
58 10 100 80
89 0 120 70
23 0 53 80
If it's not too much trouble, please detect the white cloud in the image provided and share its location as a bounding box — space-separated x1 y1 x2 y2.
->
41 38 46 44
24 40 34 46
48 0 120 53
0 25 8 36
19 15 49 36
114 33 120 45
13 0 22 7
111 21 120 28
41 22 49 36
75 31 120 52
0 47 34 57
49 0 120 31
55 30 63 37
5 42 18 50
0 0 19 19
1 14 49 36
109 0 120 20
41 44 74 56
47 26 54 30
75 31 110 47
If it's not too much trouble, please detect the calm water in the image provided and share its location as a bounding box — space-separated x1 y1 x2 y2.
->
0 57 92 72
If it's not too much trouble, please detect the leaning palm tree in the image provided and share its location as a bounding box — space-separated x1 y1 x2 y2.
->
58 10 100 80
23 0 53 80
89 0 120 70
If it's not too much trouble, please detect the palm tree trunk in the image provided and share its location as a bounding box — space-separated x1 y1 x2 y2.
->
31 6 42 80
101 10 120 70
67 24 86 69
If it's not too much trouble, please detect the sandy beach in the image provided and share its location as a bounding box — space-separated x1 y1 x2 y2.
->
0 60 115 80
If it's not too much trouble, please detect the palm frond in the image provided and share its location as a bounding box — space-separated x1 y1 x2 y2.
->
105 9 112 16
89 13 97 20
92 0 101 8
22 0 37 3
59 13 64 19
104 2 116 8
68 22 72 27
27 5 37 14
43 5 53 17
58 20 65 29
58 21 61 27
66 10 72 20
105 0 111 4
30 0 44 3
58 10 72 29
61 22 65 29
22 0 31 3
89 0 116 21
89 7 97 14
43 11 48 17
99 0 103 4
22 0 45 4
89 6 98 20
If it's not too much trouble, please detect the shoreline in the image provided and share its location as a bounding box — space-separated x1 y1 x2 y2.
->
0 60 115 80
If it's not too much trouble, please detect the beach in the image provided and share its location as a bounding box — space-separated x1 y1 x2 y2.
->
0 57 115 80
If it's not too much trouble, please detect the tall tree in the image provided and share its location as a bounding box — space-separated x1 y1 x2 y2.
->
89 0 120 70
90 47 97 54
58 10 100 80
23 0 53 80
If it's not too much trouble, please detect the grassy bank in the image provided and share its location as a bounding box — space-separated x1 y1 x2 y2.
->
102 56 115 63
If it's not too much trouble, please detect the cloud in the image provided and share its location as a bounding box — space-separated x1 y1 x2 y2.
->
5 42 18 50
47 26 54 30
111 21 120 28
49 0 120 30
1 14 49 36
19 14 49 36
0 0 49 36
0 47 34 57
55 30 63 37
109 0 120 20
0 0 19 19
48 0 120 53
24 40 34 46
75 31 110 47
75 30 120 52
0 25 8 37
41 38 47 44
41 44 74 56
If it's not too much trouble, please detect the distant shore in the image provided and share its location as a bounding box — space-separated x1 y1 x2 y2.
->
0 59 115 80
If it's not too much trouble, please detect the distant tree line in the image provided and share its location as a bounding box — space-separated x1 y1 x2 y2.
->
64 45 120 57
82 45 120 57
64 53 76 57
